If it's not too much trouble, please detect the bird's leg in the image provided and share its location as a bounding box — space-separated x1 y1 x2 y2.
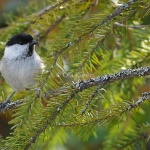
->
4 91 16 104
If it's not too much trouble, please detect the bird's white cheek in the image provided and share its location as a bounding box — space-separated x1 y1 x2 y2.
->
4 44 29 59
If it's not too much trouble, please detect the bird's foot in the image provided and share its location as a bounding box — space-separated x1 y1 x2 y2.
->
0 100 11 110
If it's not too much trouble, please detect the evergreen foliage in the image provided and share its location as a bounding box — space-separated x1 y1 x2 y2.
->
0 0 150 149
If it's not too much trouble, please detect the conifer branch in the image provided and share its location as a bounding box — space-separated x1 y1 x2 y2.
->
0 66 150 112
75 66 150 92
57 0 138 55
36 0 69 17
59 92 150 127
24 66 150 149
110 123 150 149
117 135 146 150
84 0 138 34
79 66 150 114
0 100 24 112
39 53 60 91
77 36 106 72
38 0 139 93
114 22 150 29
39 13 66 39
80 83 105 115
80 66 150 114
24 88 78 150
127 92 150 110
77 9 137 72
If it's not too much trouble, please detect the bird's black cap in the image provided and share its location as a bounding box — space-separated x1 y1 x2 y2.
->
6 33 34 46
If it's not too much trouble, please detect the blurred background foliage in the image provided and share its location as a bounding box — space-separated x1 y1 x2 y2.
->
0 0 150 149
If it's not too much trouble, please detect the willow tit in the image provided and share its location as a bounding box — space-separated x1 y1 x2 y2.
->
0 33 45 105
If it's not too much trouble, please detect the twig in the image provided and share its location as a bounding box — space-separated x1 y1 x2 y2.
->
39 53 60 91
80 83 106 115
74 66 150 92
114 22 150 29
77 36 106 71
39 13 66 39
0 100 24 112
59 92 150 127
36 0 69 17
24 66 150 149
127 92 150 110
0 87 69 112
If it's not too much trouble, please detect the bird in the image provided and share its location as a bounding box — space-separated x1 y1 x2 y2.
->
0 33 45 105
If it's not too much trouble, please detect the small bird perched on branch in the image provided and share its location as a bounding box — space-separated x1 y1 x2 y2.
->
0 33 45 105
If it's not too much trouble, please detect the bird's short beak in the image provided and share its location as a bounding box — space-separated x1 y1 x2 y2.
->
30 40 38 46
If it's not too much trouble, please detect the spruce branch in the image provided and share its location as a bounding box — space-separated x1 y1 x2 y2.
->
127 92 150 110
0 100 24 112
39 13 66 39
80 83 106 115
77 35 106 72
74 66 150 92
39 53 60 91
59 92 150 127
24 66 150 150
24 88 78 150
36 0 69 17
114 22 150 29
77 9 137 72
109 123 150 149
85 0 138 33
57 0 138 55
80 66 150 114
0 66 150 112
38 0 139 92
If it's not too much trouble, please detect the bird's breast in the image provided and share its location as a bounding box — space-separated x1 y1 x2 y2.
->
0 54 44 91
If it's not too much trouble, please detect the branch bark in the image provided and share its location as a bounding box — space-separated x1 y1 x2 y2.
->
1 66 150 112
